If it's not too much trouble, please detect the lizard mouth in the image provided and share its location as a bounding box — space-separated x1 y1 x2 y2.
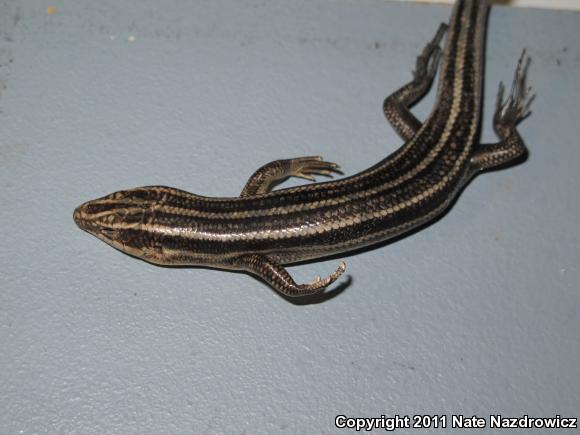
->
73 203 91 231
73 201 111 236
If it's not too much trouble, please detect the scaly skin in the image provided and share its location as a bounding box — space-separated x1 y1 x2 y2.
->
74 0 532 297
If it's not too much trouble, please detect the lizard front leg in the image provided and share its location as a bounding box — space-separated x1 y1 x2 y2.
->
233 254 346 297
240 156 341 197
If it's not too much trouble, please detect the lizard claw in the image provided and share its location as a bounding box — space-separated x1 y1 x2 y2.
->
290 156 342 182
414 23 448 82
301 261 347 292
494 49 535 132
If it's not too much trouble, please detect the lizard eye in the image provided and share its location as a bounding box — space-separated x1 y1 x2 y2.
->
112 191 130 200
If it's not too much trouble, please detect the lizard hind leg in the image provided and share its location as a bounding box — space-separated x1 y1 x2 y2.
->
383 23 448 141
494 49 535 136
414 22 448 84
470 50 534 173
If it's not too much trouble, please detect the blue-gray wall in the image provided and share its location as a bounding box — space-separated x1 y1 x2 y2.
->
1 1 578 433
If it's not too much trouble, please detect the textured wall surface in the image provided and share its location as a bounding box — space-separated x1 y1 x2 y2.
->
1 0 579 434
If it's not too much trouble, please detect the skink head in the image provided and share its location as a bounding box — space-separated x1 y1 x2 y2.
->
73 187 159 259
